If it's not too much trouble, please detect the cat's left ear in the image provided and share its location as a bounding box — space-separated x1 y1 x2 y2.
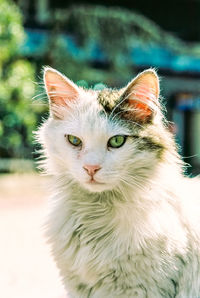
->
43 67 79 119
121 69 160 123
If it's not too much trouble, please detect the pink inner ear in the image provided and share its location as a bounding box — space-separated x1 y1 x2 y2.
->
45 71 79 106
131 83 157 102
129 83 156 117
126 74 159 121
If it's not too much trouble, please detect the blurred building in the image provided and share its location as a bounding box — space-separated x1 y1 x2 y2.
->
14 0 200 173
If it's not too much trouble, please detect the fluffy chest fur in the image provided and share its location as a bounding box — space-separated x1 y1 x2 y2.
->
45 177 200 298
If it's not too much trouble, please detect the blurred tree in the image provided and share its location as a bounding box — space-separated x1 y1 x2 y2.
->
44 5 200 88
0 0 45 159
44 5 143 87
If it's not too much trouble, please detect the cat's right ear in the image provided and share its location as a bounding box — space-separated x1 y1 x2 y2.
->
119 69 160 123
43 67 79 119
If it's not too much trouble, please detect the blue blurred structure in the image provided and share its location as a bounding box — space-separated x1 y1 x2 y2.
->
20 29 200 75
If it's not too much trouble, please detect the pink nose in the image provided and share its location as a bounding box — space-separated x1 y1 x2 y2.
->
83 164 101 176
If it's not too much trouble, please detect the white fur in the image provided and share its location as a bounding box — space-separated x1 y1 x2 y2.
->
37 69 200 298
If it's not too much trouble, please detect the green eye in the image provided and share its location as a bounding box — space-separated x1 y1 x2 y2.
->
67 135 82 146
108 135 126 148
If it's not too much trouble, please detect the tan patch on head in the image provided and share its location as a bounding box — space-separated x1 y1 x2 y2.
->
97 89 122 112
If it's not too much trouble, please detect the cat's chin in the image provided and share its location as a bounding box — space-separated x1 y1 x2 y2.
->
82 181 114 193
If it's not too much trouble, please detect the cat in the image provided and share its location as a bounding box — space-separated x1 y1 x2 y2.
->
36 67 200 298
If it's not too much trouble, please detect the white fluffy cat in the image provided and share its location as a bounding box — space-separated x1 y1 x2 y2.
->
37 67 200 298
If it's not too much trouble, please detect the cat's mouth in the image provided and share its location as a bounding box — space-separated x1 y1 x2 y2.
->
87 178 105 185
83 177 113 192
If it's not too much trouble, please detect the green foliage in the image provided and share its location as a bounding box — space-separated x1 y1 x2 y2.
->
0 0 24 66
0 0 45 159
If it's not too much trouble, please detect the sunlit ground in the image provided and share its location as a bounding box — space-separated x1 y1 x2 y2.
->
0 173 67 298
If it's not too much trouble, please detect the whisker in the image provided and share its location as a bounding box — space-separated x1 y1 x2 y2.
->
123 119 145 129
109 95 126 119
46 83 69 88
32 81 45 86
110 110 145 129
31 102 48 107
32 92 47 100
119 176 148 192
109 89 137 117
48 91 72 95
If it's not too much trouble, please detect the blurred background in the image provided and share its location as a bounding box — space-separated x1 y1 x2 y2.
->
1 0 200 173
1 0 200 297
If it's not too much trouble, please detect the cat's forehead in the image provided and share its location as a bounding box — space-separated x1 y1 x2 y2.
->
72 108 128 137
54 87 131 138
61 93 130 138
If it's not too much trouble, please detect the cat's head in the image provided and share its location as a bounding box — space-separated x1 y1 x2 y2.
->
38 67 174 193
